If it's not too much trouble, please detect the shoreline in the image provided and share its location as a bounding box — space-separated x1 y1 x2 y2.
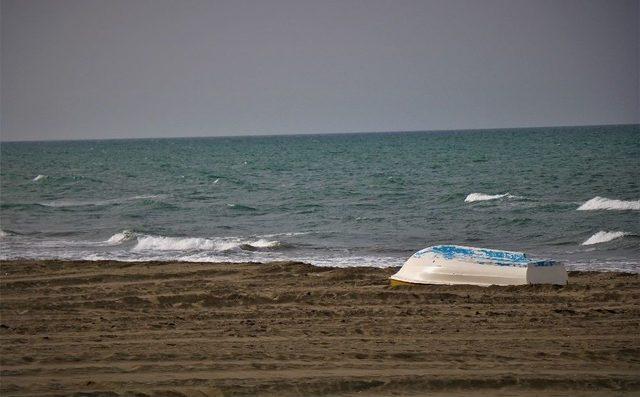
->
1 257 638 273
1 259 639 396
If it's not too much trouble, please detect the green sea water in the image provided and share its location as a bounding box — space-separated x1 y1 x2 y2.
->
1 125 639 271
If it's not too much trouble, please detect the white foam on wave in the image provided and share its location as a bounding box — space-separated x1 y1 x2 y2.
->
259 232 309 238
32 174 47 182
577 196 640 211
581 231 628 246
40 194 164 208
0 230 7 238
105 230 135 245
250 239 281 248
464 192 519 203
134 236 218 251
130 194 164 200
132 234 282 252
41 199 96 207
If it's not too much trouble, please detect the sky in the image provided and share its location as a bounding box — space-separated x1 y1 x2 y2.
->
1 0 639 141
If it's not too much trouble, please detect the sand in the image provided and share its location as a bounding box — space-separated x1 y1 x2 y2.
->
0 260 638 396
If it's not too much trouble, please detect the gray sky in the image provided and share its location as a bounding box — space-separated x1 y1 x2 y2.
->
1 0 639 141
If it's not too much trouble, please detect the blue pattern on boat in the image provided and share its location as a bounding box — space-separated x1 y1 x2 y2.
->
413 245 556 267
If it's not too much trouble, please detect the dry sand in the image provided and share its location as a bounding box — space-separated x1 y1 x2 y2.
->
0 260 639 396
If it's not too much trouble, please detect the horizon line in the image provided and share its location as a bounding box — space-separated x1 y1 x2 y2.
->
1 122 638 144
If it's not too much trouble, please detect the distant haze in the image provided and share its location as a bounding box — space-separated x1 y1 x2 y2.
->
1 0 639 141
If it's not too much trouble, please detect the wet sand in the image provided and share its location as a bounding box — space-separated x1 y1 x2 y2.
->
0 260 639 396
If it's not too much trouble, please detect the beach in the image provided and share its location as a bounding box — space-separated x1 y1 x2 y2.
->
1 260 638 396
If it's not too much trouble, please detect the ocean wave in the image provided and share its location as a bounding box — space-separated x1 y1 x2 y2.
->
132 234 284 252
134 236 219 251
227 203 258 211
464 192 520 203
130 195 164 200
105 230 136 244
32 174 47 182
259 232 310 238
0 230 7 238
40 199 108 208
40 194 164 208
577 197 640 211
581 231 628 246
0 202 43 210
248 238 282 248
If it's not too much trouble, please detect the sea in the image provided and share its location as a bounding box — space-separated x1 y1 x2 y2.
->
1 125 639 272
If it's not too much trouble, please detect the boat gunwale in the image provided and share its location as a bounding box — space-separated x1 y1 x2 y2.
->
414 245 558 267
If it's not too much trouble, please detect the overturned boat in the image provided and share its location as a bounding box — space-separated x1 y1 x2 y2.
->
390 245 567 286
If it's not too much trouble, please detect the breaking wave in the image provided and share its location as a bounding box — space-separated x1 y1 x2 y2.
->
130 234 284 252
249 239 282 248
464 192 520 203
577 197 640 211
582 231 628 246
105 230 136 244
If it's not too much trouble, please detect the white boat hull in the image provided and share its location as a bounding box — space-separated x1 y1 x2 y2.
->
390 245 567 286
